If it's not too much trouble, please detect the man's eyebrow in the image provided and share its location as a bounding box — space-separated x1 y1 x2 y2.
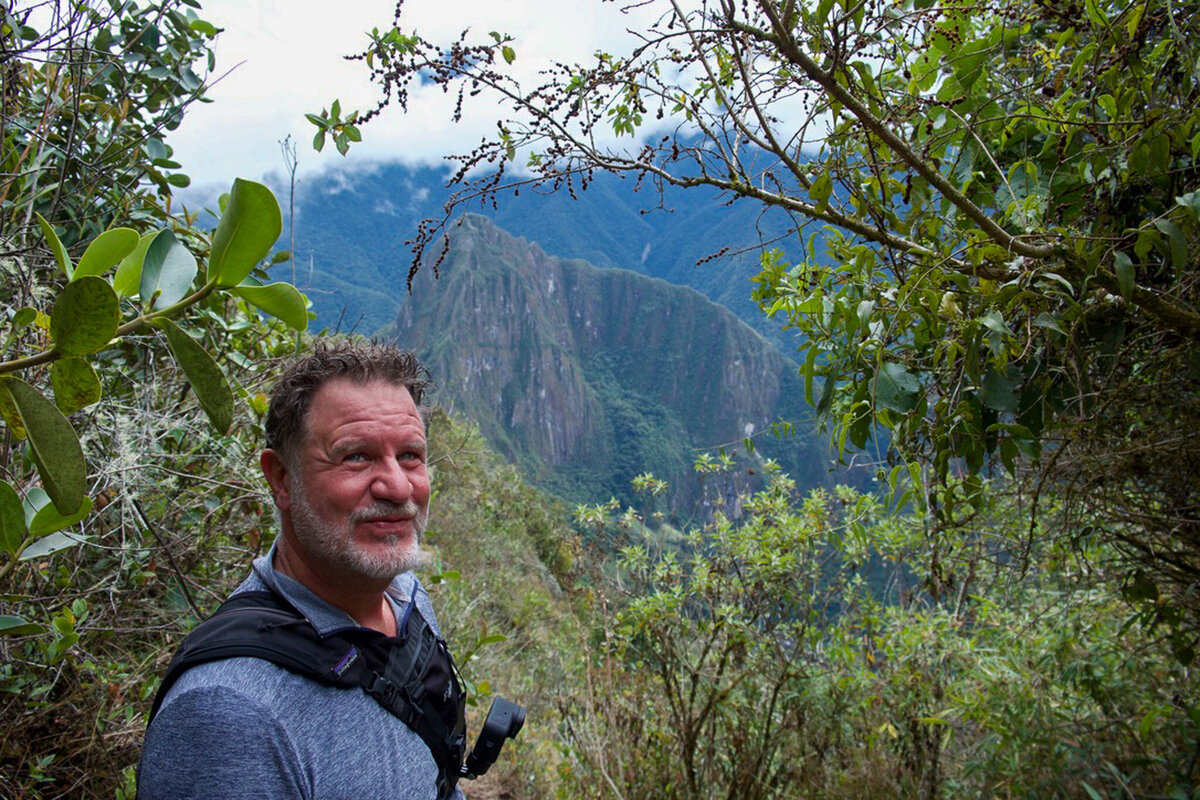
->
327 439 368 458
327 438 426 457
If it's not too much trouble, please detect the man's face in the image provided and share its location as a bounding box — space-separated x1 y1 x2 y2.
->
279 378 431 583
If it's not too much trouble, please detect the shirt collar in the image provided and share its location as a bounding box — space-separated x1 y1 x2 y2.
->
245 540 416 637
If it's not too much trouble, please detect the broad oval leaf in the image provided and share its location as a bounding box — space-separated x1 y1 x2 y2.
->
210 179 283 287
50 357 103 413
0 378 87 514
12 307 37 330
73 228 139 280
874 362 921 413
140 229 198 311
980 367 1021 414
19 530 89 561
234 282 309 331
1153 218 1188 275
35 212 73 277
0 480 28 557
161 319 234 434
114 232 155 299
50 276 120 356
29 496 93 539
0 615 45 637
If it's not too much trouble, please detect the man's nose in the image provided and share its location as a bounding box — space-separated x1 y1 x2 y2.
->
370 459 414 502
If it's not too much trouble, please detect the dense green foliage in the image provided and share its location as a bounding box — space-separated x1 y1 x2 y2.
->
557 467 1198 798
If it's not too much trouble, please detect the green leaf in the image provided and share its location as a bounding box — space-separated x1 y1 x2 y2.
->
50 276 120 356
0 615 45 637
811 172 833 209
140 229 198 310
114 232 155 299
1177 191 1200 223
210 179 283 287
233 282 309 331
1153 219 1188 275
0 378 87 515
0 480 28 557
22 487 50 526
1033 311 1067 335
12 307 37 330
29 496 92 539
802 345 820 406
160 319 234 434
502 45 515 64
0 384 23 438
50 358 102 413
816 370 837 414
35 212 72 277
73 228 139 280
980 367 1021 413
476 633 508 647
1113 251 1135 299
874 363 920 413
19 530 88 561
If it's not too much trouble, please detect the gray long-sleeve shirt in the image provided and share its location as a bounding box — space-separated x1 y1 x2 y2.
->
137 545 464 799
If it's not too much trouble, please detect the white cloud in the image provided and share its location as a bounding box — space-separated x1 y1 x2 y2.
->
169 0 657 197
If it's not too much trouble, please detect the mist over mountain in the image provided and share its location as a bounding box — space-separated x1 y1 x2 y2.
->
281 159 808 349
382 214 838 511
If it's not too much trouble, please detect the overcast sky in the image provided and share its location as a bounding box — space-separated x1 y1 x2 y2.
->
169 0 655 197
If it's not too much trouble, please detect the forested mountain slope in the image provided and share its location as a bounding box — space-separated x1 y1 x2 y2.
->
384 214 835 511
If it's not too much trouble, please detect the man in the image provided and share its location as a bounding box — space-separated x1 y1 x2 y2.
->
138 340 465 799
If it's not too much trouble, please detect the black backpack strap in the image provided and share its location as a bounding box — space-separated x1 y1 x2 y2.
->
364 608 468 799
148 588 467 799
148 590 337 721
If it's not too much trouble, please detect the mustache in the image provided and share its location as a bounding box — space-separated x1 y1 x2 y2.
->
350 501 423 524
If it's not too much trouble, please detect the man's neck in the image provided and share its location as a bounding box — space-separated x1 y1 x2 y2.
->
272 537 397 636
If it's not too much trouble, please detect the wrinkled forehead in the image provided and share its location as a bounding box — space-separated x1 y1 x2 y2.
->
306 377 424 427
282 377 427 465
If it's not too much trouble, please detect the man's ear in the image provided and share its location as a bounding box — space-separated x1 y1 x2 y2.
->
261 449 292 511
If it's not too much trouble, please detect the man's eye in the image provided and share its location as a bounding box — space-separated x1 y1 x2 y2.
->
344 453 368 463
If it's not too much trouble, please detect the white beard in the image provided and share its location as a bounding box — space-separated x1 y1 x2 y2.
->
288 486 430 582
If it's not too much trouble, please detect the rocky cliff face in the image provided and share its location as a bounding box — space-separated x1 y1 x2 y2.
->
387 215 833 511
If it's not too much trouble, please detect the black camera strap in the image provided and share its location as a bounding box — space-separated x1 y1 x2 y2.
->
148 589 467 800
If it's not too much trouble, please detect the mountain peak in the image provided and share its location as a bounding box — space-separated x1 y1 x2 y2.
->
388 215 832 511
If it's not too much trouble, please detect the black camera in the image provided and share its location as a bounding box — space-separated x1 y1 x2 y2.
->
461 696 526 779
